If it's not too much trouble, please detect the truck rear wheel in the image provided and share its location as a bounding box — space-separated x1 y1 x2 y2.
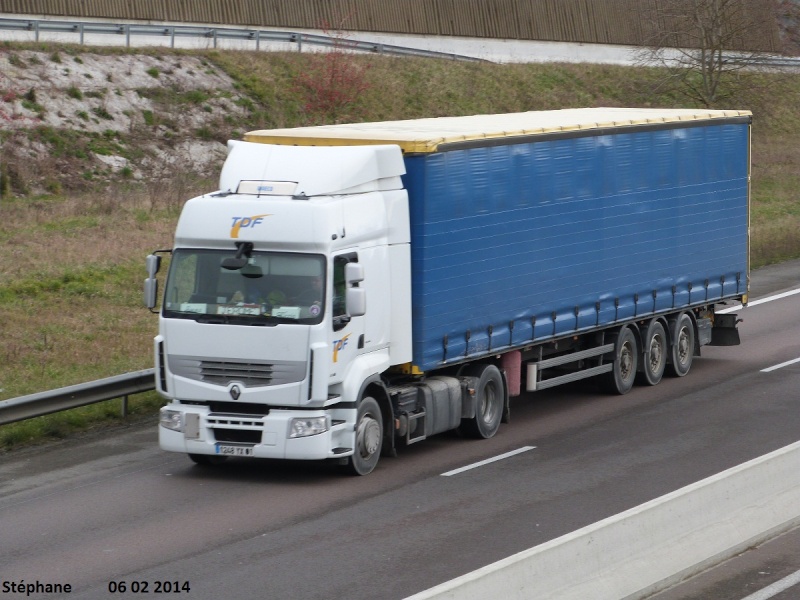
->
604 326 638 395
639 320 667 386
460 364 505 439
347 396 383 476
668 312 695 377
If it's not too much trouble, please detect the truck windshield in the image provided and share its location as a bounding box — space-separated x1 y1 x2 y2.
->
163 249 326 325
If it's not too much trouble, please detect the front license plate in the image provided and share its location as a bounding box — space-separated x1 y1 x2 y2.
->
215 444 254 457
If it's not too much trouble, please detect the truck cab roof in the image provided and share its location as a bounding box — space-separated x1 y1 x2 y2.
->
219 141 405 198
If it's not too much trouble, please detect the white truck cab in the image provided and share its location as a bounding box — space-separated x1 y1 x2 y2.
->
147 141 412 474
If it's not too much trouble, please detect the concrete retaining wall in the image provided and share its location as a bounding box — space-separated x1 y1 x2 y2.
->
407 441 800 600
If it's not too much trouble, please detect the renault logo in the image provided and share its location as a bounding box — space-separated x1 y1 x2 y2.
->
230 385 241 400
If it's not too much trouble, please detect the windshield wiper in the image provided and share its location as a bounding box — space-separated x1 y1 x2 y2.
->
195 314 273 326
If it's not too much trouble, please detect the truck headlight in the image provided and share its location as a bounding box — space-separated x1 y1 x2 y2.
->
160 409 183 432
289 416 329 438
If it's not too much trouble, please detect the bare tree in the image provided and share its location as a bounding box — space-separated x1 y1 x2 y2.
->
638 0 784 107
775 0 800 55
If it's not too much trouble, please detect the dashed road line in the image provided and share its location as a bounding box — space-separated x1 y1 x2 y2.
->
441 446 536 477
740 568 800 600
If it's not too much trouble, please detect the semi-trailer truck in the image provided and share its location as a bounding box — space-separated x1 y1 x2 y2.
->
145 108 750 475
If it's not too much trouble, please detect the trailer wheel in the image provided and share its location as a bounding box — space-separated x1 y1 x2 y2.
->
188 454 227 466
604 326 638 395
347 396 383 476
461 364 505 439
639 320 667 386
668 312 695 377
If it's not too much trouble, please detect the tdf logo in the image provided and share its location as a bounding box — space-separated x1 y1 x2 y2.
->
230 214 270 239
332 334 351 363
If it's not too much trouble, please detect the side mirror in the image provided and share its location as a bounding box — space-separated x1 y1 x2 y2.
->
241 264 263 278
146 254 162 278
345 263 366 317
144 251 170 312
221 241 254 271
345 262 364 284
221 256 248 270
346 287 366 317
144 277 159 310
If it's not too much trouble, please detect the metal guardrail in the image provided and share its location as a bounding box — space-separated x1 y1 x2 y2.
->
0 17 486 62
0 369 156 426
747 55 800 68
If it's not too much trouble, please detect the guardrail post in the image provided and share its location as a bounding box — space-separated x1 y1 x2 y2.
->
125 24 131 47
79 23 84 45
121 395 128 417
34 21 39 42
256 30 260 51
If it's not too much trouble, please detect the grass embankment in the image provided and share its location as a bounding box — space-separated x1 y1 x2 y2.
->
1 46 799 450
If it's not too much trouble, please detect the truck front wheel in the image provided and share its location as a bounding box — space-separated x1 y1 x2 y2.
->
347 396 383 476
460 364 505 439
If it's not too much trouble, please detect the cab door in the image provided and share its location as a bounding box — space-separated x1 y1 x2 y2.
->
328 252 365 382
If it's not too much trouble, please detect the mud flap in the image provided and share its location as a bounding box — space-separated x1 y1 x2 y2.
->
710 313 741 346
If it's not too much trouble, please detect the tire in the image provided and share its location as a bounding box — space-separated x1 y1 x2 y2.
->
188 453 227 466
603 326 638 395
638 320 667 386
668 312 695 377
460 364 505 439
347 397 383 476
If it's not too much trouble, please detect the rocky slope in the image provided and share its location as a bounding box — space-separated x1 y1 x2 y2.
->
0 47 249 195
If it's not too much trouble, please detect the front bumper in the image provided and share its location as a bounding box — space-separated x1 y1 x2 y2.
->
159 403 354 460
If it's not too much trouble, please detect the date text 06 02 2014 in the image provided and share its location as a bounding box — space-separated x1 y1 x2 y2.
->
107 580 191 594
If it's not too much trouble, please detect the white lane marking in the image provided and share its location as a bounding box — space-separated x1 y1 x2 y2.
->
761 357 800 373
718 288 800 314
441 446 536 477
739 568 800 600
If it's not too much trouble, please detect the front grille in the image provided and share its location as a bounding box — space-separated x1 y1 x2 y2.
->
208 413 264 444
169 355 305 388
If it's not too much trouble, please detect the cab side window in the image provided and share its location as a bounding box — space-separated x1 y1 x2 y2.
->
332 253 357 330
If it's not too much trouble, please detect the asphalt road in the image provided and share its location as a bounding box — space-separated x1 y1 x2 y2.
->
649 526 800 600
1 261 799 600
645 261 800 600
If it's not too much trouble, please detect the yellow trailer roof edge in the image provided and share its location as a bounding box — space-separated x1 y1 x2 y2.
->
245 108 753 154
